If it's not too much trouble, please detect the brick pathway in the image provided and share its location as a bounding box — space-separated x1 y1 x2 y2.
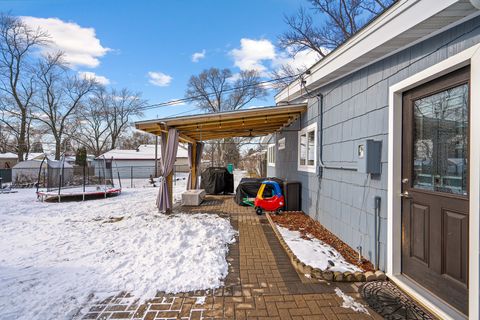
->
82 196 381 320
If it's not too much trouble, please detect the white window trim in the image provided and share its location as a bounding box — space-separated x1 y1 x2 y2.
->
387 43 480 320
267 143 275 167
297 123 317 173
278 137 286 150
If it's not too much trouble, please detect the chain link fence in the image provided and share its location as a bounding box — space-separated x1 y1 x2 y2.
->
2 164 189 189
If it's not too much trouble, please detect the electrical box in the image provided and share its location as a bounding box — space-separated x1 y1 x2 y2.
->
356 139 382 174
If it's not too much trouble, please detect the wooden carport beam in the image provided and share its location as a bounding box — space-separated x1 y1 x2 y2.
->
183 124 287 135
177 119 293 132
187 131 279 141
135 104 307 142
173 113 298 130
137 123 197 144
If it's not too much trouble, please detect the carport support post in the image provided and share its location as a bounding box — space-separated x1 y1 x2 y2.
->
191 143 197 189
154 135 158 177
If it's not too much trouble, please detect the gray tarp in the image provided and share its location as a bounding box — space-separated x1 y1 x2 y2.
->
156 128 179 212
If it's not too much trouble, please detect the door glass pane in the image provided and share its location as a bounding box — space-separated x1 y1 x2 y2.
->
307 130 315 165
300 134 306 165
413 83 468 196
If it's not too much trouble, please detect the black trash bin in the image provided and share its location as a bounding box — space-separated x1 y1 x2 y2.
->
200 167 234 195
283 181 301 211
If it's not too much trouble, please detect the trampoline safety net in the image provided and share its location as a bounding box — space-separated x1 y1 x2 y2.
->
37 156 118 195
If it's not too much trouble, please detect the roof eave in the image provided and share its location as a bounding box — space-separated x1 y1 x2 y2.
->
275 0 479 103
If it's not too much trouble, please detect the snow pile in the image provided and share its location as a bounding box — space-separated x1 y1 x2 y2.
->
334 288 370 314
0 188 236 320
276 226 361 273
195 296 206 305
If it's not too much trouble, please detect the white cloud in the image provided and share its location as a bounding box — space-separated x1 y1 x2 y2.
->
272 48 321 73
78 71 110 85
226 72 241 83
21 16 110 68
230 38 275 73
229 37 322 79
148 71 172 87
191 49 206 63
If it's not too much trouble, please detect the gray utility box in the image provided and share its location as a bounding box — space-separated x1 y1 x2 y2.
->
356 139 382 174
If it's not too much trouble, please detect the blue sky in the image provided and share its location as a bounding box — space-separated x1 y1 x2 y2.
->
0 0 320 120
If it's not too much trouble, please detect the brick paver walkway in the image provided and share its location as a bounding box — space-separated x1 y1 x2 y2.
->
82 196 381 320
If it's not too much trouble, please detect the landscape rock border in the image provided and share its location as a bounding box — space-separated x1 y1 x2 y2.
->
266 213 386 282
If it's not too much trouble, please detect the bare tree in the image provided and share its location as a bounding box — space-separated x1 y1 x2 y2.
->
118 130 156 150
279 0 395 58
0 121 15 152
32 53 98 159
0 13 49 161
104 88 146 149
185 68 268 165
185 68 267 113
74 91 112 156
270 64 303 91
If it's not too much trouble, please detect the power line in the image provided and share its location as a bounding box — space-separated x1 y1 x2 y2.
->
1 72 301 125
137 73 301 112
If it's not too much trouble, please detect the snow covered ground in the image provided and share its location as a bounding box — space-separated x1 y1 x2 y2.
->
0 188 237 320
334 288 370 314
276 226 361 273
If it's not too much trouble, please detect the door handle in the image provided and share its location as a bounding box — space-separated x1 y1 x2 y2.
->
400 191 411 198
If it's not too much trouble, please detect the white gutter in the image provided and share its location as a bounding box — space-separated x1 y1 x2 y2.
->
275 0 478 103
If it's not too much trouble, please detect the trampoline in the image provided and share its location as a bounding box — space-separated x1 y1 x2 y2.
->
36 155 122 202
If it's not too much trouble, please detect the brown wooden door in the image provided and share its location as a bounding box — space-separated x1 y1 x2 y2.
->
402 67 470 315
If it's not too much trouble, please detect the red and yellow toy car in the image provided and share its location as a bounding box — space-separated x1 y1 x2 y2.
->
254 180 284 215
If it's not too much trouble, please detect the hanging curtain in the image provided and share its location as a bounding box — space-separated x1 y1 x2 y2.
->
187 142 204 189
156 128 179 212
187 144 193 190
157 132 167 177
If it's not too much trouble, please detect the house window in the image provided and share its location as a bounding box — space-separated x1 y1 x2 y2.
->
298 123 317 172
267 144 275 167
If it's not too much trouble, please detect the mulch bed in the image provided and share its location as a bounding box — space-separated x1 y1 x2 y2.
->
270 212 374 272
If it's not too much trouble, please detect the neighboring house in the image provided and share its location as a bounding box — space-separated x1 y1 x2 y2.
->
95 144 189 178
269 1 480 319
0 153 17 169
64 155 95 167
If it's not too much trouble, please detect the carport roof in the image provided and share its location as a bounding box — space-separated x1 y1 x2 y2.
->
135 104 307 143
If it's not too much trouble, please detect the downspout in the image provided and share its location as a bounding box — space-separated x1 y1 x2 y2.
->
374 196 381 270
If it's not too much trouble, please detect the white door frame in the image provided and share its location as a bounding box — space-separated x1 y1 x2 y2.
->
387 44 480 320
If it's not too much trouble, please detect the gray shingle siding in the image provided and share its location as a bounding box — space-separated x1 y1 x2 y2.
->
270 16 480 271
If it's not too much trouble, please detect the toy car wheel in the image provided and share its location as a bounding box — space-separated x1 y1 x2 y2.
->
255 208 263 215
276 209 284 215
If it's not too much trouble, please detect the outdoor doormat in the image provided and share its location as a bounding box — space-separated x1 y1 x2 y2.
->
200 199 224 206
266 212 386 282
361 281 436 320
